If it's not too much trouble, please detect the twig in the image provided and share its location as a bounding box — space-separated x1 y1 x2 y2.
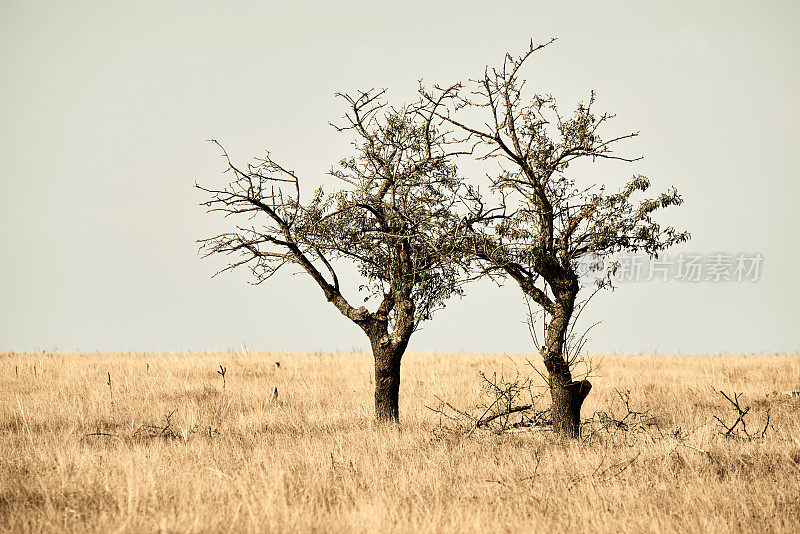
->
468 395 503 437
477 404 535 428
218 365 227 391
761 408 772 438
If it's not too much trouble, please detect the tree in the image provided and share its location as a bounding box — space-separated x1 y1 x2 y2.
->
197 90 468 422
421 40 690 437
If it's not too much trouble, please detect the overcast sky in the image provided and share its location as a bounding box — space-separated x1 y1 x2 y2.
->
1 1 798 355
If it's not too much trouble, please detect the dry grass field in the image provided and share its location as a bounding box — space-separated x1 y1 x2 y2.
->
1 350 799 533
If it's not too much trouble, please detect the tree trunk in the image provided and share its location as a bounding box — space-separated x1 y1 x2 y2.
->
549 375 592 438
372 342 404 423
542 282 590 438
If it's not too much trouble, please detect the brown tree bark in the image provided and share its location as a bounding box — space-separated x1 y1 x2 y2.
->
549 375 592 438
542 284 591 438
373 346 402 422
366 297 413 423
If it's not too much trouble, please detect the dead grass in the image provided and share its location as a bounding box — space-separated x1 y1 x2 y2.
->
1 350 799 533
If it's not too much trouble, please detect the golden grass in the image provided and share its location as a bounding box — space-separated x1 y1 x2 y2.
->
1 350 799 533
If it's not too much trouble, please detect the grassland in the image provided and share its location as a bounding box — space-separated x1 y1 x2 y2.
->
1 350 799 533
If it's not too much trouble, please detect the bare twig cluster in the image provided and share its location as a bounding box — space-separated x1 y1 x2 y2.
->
583 389 661 443
428 370 549 435
85 409 192 442
712 388 773 440
524 297 603 384
132 409 182 440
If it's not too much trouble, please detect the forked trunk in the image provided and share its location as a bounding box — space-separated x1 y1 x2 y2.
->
549 374 592 438
361 296 414 423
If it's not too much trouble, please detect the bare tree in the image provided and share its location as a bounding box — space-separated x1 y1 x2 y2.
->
422 40 690 437
197 90 469 422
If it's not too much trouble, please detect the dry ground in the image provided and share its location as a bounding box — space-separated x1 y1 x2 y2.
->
1 350 799 533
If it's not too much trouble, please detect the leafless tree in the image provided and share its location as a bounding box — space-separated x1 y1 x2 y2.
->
421 39 690 438
197 90 470 422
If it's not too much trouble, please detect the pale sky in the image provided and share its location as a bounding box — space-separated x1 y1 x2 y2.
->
1 1 798 355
